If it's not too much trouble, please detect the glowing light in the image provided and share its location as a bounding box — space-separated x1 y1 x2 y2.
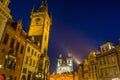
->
0 65 2 68
0 76 3 80
73 56 81 64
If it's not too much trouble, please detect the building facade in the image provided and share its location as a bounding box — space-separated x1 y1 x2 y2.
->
82 41 120 80
97 41 120 80
0 0 12 42
50 52 78 80
56 53 73 74
27 0 52 79
0 19 27 80
78 64 83 80
0 0 52 80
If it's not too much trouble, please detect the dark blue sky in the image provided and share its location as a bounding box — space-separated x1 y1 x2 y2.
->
9 0 120 73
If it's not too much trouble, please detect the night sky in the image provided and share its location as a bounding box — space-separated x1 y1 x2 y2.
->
9 0 120 73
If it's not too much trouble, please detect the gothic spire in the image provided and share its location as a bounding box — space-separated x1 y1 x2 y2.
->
31 5 35 14
38 0 48 12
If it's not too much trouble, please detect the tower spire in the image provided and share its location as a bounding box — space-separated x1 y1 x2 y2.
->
38 0 48 12
42 0 47 4
31 4 35 14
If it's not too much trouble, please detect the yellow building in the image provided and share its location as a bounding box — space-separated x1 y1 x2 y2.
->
26 0 52 80
83 41 120 80
0 19 27 80
0 0 52 80
97 41 120 80
78 64 83 80
50 72 78 80
0 0 12 42
20 39 41 80
83 51 98 80
83 59 89 80
50 52 78 80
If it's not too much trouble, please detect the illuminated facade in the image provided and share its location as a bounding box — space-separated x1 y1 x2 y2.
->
20 39 42 80
50 71 78 80
50 52 78 80
0 19 27 80
27 0 52 80
56 53 73 74
97 41 120 80
0 0 12 42
0 0 52 80
78 64 83 80
83 41 120 80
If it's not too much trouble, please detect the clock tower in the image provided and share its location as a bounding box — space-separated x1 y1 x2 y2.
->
28 0 52 53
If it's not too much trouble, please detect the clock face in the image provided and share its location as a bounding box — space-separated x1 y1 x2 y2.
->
35 18 41 24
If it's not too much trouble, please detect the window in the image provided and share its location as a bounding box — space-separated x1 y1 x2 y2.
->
111 56 115 63
35 52 36 56
45 35 47 41
23 68 27 73
4 58 16 71
10 38 15 48
103 58 106 65
38 54 40 58
29 59 32 66
3 34 9 45
25 56 28 64
20 45 24 54
100 60 102 65
44 49 47 54
27 46 30 52
102 48 105 52
33 61 35 67
15 42 20 53
31 49 34 55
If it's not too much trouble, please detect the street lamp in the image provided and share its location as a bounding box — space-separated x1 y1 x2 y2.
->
35 73 41 80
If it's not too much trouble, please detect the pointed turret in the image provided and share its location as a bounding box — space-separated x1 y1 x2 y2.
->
31 5 35 14
38 0 48 12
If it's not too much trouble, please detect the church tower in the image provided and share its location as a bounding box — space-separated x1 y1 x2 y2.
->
56 53 63 73
66 52 73 72
56 52 73 74
0 0 12 42
28 0 52 54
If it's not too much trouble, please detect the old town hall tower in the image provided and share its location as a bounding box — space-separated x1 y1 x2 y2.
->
28 0 52 54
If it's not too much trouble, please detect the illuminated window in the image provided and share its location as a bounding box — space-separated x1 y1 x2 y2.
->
3 34 9 45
